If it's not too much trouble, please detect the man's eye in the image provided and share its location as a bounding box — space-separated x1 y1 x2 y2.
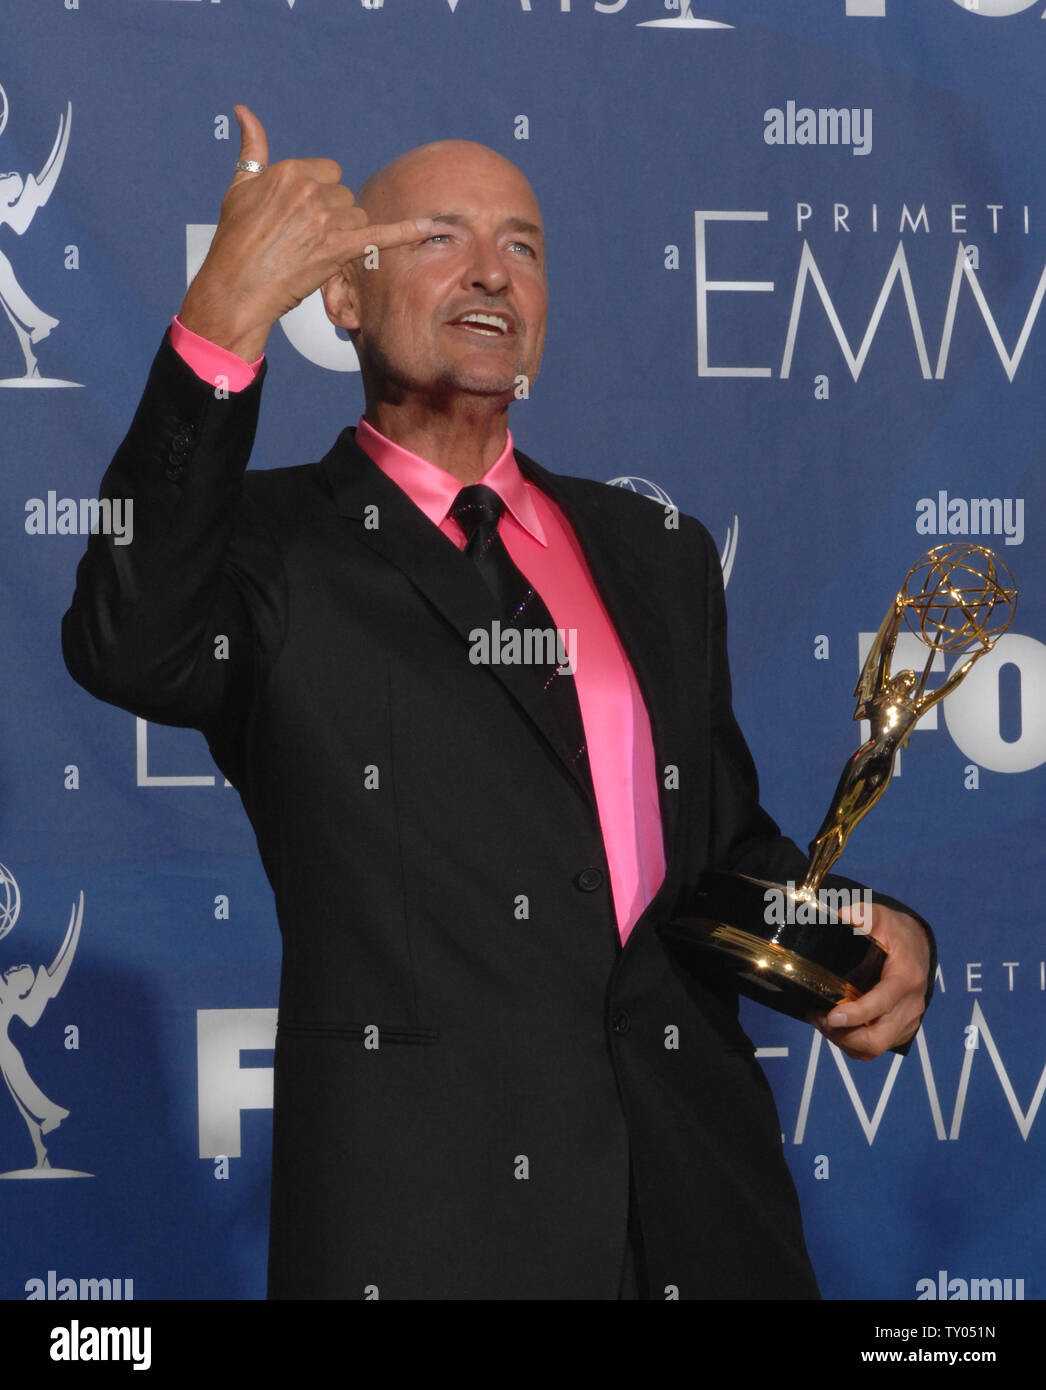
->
423 233 452 244
509 241 536 257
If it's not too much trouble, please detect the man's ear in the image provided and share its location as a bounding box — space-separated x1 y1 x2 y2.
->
322 268 362 331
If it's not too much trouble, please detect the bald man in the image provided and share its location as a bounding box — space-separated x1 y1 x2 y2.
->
63 109 931 1301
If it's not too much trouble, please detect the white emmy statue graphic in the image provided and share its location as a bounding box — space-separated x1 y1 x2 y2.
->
0 84 80 388
637 1 734 30
0 863 90 1178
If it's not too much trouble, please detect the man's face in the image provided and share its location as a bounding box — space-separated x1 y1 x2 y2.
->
325 143 547 403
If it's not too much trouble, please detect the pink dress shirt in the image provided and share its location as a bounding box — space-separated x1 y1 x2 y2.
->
169 317 666 941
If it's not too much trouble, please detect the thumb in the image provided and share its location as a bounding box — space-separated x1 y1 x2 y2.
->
232 104 269 181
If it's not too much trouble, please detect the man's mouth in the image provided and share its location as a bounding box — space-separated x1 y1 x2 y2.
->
449 311 513 337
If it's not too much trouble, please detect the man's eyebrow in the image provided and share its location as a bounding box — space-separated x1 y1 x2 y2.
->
506 217 544 238
424 211 544 238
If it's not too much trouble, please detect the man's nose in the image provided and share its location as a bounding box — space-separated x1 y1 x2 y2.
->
462 240 511 294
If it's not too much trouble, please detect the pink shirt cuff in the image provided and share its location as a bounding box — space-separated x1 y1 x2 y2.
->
170 315 264 392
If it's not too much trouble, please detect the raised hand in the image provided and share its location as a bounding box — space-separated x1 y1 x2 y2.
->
179 105 430 361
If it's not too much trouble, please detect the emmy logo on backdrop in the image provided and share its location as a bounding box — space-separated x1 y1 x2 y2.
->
607 475 740 587
637 1 735 30
0 862 90 1178
0 83 79 388
665 543 1018 1020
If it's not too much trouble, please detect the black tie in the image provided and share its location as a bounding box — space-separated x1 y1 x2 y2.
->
450 484 591 790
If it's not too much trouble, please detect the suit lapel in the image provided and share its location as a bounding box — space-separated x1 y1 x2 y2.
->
319 432 594 804
319 432 685 860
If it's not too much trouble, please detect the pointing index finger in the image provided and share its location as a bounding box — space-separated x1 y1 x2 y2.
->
340 216 434 267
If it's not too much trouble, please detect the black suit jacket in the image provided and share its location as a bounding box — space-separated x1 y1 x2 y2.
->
64 338 856 1300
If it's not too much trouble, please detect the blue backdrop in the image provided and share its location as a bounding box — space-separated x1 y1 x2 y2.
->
2 0 1043 1305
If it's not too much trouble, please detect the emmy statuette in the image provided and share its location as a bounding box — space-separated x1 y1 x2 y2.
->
663 543 1017 1021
